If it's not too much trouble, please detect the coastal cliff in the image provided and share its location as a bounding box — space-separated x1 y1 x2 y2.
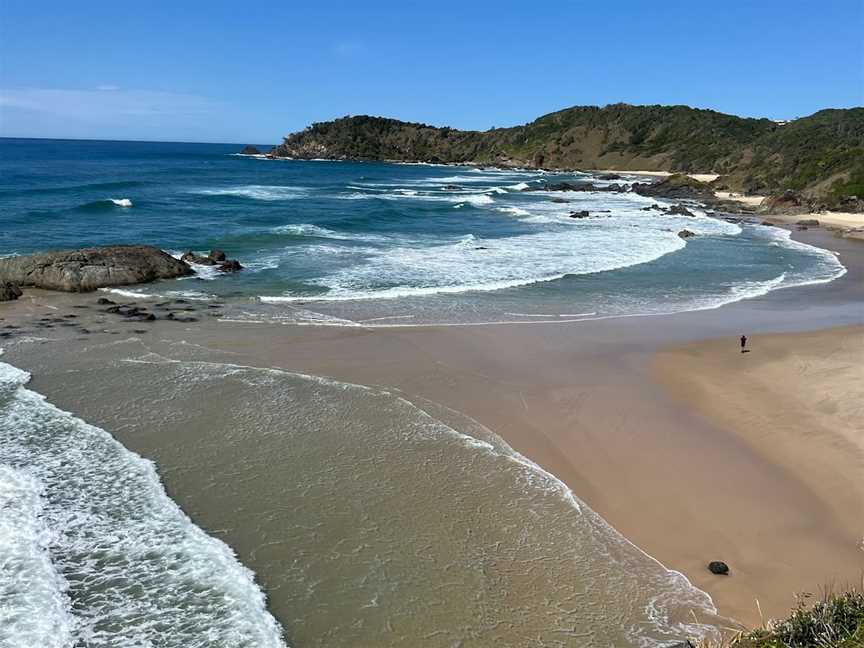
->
270 104 864 210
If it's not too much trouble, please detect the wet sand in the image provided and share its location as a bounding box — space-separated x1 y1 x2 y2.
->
2 228 862 635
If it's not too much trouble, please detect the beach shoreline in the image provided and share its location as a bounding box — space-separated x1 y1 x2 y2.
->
1 228 862 640
590 168 864 232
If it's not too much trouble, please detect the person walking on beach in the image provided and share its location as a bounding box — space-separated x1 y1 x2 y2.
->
740 334 747 352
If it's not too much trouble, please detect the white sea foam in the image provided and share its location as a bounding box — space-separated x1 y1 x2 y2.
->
0 466 73 648
0 360 288 648
497 206 532 218
193 185 307 201
507 182 530 191
108 198 132 207
259 221 688 302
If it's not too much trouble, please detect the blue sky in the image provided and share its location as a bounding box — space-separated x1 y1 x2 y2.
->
1 0 862 143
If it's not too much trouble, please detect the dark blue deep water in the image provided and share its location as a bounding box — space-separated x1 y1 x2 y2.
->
0 138 845 325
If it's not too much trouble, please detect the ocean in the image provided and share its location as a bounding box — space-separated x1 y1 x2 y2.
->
0 138 844 326
0 138 849 647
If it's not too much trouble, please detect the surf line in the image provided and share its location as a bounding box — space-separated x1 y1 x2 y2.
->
504 312 597 318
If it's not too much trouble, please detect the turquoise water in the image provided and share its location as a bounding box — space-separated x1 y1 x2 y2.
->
0 138 845 325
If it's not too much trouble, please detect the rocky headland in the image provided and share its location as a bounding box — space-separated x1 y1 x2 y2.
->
263 104 864 212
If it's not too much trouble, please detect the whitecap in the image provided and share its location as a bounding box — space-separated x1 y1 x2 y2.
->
192 185 306 201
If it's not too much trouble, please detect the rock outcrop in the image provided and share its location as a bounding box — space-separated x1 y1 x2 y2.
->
0 282 23 302
632 174 715 200
677 229 696 239
0 245 193 292
181 249 243 272
240 145 261 155
760 190 809 215
526 181 626 193
217 259 243 272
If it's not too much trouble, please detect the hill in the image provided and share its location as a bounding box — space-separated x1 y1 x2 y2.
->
269 104 864 210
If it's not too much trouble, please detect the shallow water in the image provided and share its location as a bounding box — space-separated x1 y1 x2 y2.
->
0 359 286 648
1 335 728 647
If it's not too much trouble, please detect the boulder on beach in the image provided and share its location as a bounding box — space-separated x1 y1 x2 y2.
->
0 245 193 293
240 145 261 155
796 218 820 227
0 281 23 302
677 229 696 239
707 561 730 575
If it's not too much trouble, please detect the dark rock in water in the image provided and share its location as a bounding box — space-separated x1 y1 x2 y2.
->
796 218 820 227
569 210 591 219
181 250 216 266
537 181 627 193
217 259 243 272
761 220 775 226
474 246 489 250
632 174 714 200
667 204 696 217
597 173 622 180
0 245 192 292
96 297 115 305
240 145 261 155
442 184 462 191
0 282 23 302
708 561 730 575
677 229 696 239
208 249 226 262
549 197 570 203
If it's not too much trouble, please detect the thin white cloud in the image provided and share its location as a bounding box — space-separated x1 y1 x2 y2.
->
96 84 120 91
0 87 213 119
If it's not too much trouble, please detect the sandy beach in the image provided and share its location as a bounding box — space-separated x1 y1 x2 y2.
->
714 190 864 230
2 228 862 640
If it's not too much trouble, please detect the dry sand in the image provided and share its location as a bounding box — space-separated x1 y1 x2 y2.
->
655 327 864 622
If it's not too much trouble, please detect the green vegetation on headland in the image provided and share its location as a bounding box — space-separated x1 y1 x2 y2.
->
703 588 864 648
268 104 864 211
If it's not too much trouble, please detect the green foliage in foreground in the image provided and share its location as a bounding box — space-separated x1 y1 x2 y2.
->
731 590 864 648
